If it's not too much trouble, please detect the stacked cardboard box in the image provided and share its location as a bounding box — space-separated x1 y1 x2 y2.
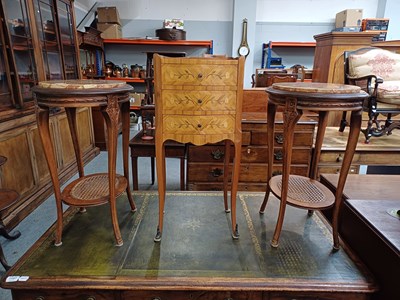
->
97 7 122 39
334 9 363 32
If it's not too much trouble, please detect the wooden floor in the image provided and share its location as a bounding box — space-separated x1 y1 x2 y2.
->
1 191 376 299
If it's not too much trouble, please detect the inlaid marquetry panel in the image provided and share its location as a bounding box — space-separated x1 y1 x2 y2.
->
162 115 236 135
162 90 237 113
161 60 238 86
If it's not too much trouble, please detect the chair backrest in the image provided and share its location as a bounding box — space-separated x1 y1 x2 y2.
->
347 47 400 81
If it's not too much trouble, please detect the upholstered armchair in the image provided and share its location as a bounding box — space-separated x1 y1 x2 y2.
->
339 47 400 143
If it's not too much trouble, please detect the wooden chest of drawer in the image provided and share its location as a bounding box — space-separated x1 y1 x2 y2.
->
187 116 316 192
188 145 311 164
156 56 243 146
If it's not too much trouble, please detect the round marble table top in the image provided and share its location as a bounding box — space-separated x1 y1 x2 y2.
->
271 82 362 94
37 79 128 90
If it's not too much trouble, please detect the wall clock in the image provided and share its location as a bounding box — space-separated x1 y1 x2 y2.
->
238 18 250 57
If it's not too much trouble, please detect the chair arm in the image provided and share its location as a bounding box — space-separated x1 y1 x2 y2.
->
347 74 383 97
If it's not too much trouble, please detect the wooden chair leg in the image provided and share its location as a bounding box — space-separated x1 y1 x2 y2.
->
0 244 11 270
0 225 20 271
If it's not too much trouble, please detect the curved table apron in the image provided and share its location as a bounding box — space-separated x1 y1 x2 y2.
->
259 82 368 250
33 80 136 246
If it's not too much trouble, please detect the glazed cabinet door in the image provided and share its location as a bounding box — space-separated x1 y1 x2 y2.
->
0 22 14 109
55 0 79 79
0 0 39 107
32 0 79 80
0 0 79 111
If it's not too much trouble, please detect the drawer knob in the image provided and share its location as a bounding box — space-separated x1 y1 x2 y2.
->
152 298 161 300
247 148 251 154
211 149 224 160
197 99 203 104
211 168 223 177
197 73 203 79
197 124 202 128
35 297 45 300
336 154 343 162
86 297 96 300
274 150 283 161
275 133 284 144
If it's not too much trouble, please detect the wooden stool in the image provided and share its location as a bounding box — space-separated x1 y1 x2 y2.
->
129 129 186 190
0 156 21 270
33 80 136 247
259 82 368 250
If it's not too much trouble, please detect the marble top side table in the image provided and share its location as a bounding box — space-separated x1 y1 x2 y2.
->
259 82 368 250
33 80 136 246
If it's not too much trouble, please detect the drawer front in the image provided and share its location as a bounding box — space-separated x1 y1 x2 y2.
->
241 122 315 133
251 131 314 147
162 63 238 86
12 289 117 300
122 290 262 300
320 151 400 165
188 145 233 162
242 146 311 164
163 115 236 135
162 90 237 112
188 145 311 164
318 165 360 175
187 163 309 182
239 163 309 182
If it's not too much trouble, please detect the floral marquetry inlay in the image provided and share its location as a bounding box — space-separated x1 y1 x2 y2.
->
163 115 235 135
162 90 237 112
163 64 238 86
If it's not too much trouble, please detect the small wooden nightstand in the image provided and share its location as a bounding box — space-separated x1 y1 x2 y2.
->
153 54 245 241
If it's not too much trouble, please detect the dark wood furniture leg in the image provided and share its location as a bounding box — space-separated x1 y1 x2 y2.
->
0 187 21 270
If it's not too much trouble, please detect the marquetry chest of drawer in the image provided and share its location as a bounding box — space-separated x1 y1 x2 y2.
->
155 56 243 146
154 54 244 240
187 117 317 191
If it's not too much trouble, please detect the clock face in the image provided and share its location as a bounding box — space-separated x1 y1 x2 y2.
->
238 46 249 57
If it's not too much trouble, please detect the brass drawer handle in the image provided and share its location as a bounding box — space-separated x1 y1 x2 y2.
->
197 73 203 79
211 168 223 177
274 150 283 161
197 99 203 104
211 149 224 160
275 133 284 144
